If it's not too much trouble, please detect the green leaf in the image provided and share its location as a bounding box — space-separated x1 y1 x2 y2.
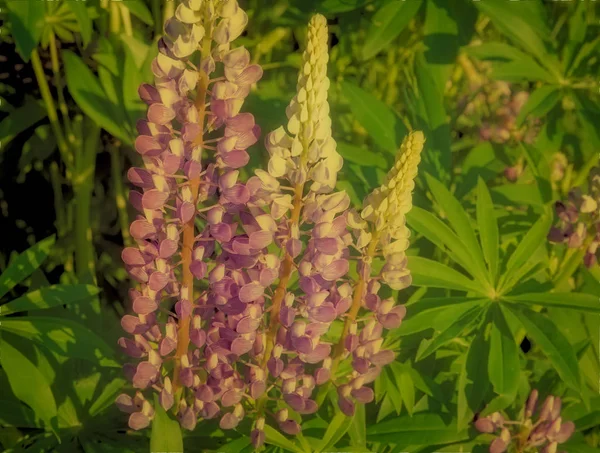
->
409 256 484 294
348 403 366 448
516 85 561 127
361 0 422 60
416 304 485 361
499 213 552 293
423 0 463 94
413 55 451 180
0 284 100 316
457 327 490 429
6 1 46 61
299 0 372 13
367 412 468 445
487 305 519 411
505 293 600 314
407 207 484 283
340 81 405 152
0 96 46 147
426 174 489 286
337 142 387 169
264 425 303 453
473 0 556 72
63 50 132 144
2 317 118 367
0 235 55 299
121 0 154 26
150 394 183 453
466 42 556 84
66 2 92 47
397 368 415 416
1 333 58 433
476 178 499 282
318 411 352 452
506 306 581 391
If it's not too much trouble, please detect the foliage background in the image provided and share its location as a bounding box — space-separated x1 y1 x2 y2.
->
0 0 599 452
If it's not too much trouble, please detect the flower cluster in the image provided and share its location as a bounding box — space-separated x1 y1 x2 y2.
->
474 390 575 453
548 166 600 268
116 1 423 446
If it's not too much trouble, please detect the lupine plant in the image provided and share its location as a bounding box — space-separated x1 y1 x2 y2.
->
116 1 423 445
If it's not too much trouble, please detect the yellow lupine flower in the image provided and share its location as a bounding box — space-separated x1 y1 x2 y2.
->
265 14 342 193
360 131 424 289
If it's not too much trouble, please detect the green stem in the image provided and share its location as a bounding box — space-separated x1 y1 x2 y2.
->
152 0 163 36
31 50 71 173
48 32 75 155
109 143 132 247
49 161 67 238
74 119 100 285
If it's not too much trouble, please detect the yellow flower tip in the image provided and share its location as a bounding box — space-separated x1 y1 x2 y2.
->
360 130 425 251
309 14 328 30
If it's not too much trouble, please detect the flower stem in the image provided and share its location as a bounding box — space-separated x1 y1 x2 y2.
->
317 233 379 406
172 34 210 394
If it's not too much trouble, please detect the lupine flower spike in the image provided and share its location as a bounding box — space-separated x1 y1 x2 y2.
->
475 390 575 453
117 2 424 446
548 166 600 268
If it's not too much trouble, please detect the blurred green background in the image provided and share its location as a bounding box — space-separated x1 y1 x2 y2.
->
0 0 599 452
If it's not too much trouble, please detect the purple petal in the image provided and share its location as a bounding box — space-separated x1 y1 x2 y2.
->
129 412 151 430
219 413 240 430
322 259 349 281
133 296 158 315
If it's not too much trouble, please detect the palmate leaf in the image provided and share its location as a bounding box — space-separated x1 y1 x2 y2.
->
407 207 485 283
1 316 119 367
367 412 469 446
0 284 100 316
348 403 366 448
476 178 499 282
503 305 581 391
416 303 486 361
391 297 487 339
425 174 490 287
498 212 552 294
472 0 559 78
457 327 490 429
466 42 556 84
515 85 561 128
1 333 59 435
317 410 353 452
482 304 520 415
409 257 484 294
264 424 304 453
505 292 600 313
361 0 423 60
0 235 55 299
339 81 406 152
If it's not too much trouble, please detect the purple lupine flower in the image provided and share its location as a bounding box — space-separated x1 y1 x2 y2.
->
474 390 575 453
548 166 600 268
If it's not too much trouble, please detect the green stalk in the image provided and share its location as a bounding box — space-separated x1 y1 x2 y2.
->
110 143 132 247
152 0 163 36
31 50 71 174
73 118 100 286
49 161 67 238
119 4 133 37
48 31 75 156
